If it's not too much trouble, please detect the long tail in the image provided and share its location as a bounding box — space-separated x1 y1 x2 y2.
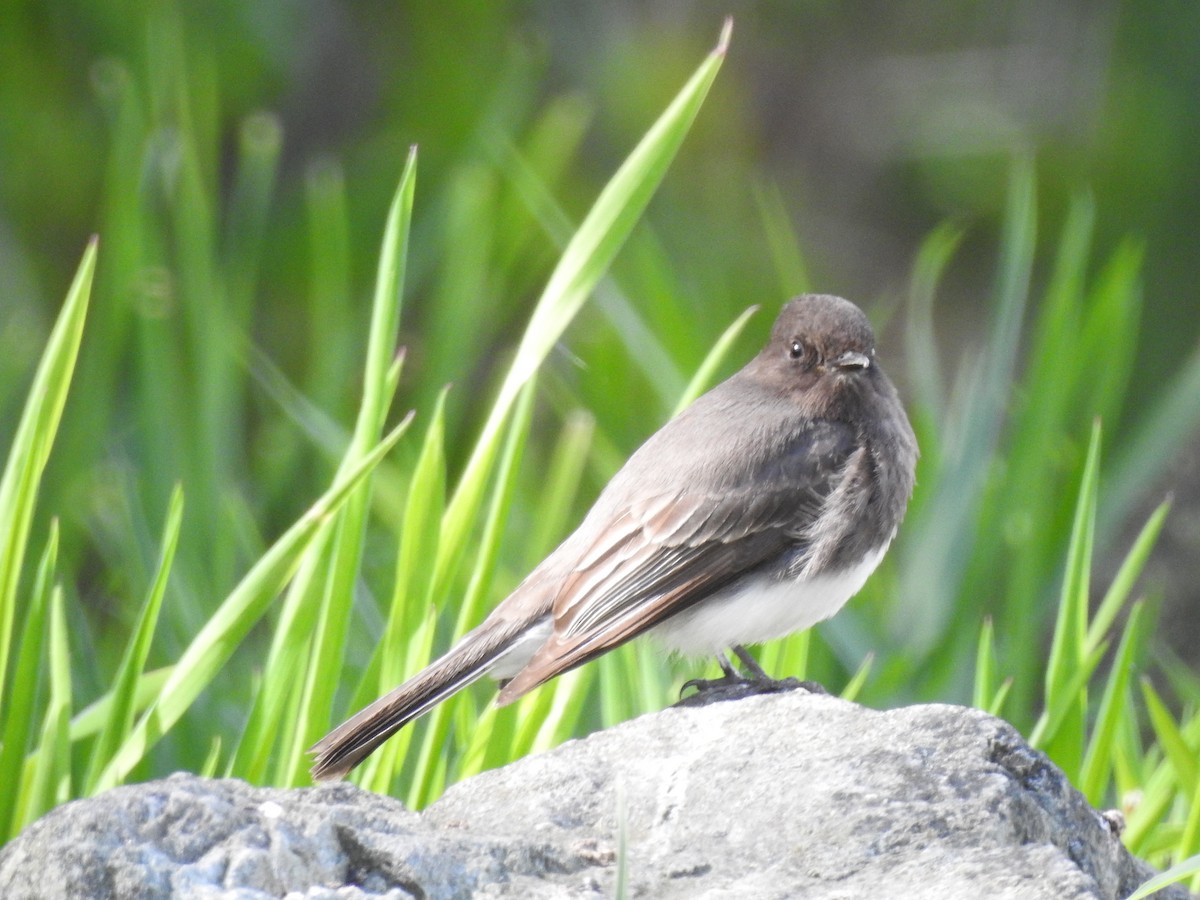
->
309 616 530 780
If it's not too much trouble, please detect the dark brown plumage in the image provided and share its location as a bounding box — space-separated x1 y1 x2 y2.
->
309 294 917 780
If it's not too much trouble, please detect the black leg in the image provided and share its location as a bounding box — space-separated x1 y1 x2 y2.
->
675 646 828 708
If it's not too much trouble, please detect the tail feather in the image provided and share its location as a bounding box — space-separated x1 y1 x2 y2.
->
309 617 528 780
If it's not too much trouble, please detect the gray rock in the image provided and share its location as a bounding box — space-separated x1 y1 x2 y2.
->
0 692 1186 899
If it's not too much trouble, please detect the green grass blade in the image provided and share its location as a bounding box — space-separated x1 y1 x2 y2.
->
1028 638 1109 750
83 486 184 795
671 305 760 415
973 617 997 712
92 418 411 792
1125 854 1200 900
232 155 416 781
68 668 172 742
0 240 95 712
0 523 58 842
1042 419 1101 760
1079 602 1143 802
358 392 448 794
22 586 72 831
1087 500 1169 655
840 653 874 703
1140 678 1197 797
434 20 731 602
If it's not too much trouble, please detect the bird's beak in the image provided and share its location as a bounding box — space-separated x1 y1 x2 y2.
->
832 350 871 371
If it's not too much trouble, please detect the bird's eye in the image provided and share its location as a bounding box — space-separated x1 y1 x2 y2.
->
789 339 805 360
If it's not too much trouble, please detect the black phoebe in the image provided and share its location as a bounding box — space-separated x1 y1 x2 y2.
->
310 294 918 779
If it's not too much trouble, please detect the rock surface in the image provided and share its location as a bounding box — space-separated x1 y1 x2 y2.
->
0 691 1186 899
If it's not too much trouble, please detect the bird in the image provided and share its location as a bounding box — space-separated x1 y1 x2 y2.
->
310 293 918 779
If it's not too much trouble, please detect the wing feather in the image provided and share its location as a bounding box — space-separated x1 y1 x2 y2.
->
496 416 861 703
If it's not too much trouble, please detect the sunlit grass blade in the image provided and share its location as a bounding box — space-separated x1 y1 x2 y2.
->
1125 854 1200 900
22 587 71 831
0 524 58 842
1140 678 1197 798
987 678 1014 718
233 153 416 783
1040 419 1101 770
92 418 412 792
0 240 95 711
840 653 874 703
357 393 448 794
973 617 998 712
1079 602 1143 802
404 384 537 808
1028 638 1108 750
1087 501 1168 655
83 486 184 795
434 19 732 602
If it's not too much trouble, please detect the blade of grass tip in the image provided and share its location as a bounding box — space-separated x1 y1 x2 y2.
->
1086 500 1169 655
1079 602 1144 803
1044 420 1101 716
84 486 184 795
234 157 416 780
1139 677 1198 796
671 305 760 416
0 239 95 713
988 679 1014 718
973 617 997 711
346 146 416 461
92 417 411 792
23 586 72 829
0 523 58 841
1124 854 1200 900
493 134 687 415
840 653 874 703
753 178 812 297
199 737 222 779
435 19 731 599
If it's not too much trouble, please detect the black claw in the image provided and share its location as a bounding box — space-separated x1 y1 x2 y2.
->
675 646 827 708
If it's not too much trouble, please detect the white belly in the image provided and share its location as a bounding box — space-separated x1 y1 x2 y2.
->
650 543 888 657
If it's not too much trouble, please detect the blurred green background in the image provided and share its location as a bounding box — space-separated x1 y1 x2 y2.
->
1 1 1198 781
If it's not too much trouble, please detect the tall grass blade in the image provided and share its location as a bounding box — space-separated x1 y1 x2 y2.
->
92 418 411 792
83 486 184 795
0 524 58 842
0 240 96 712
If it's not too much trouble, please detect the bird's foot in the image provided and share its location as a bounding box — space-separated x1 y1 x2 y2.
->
675 645 827 708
